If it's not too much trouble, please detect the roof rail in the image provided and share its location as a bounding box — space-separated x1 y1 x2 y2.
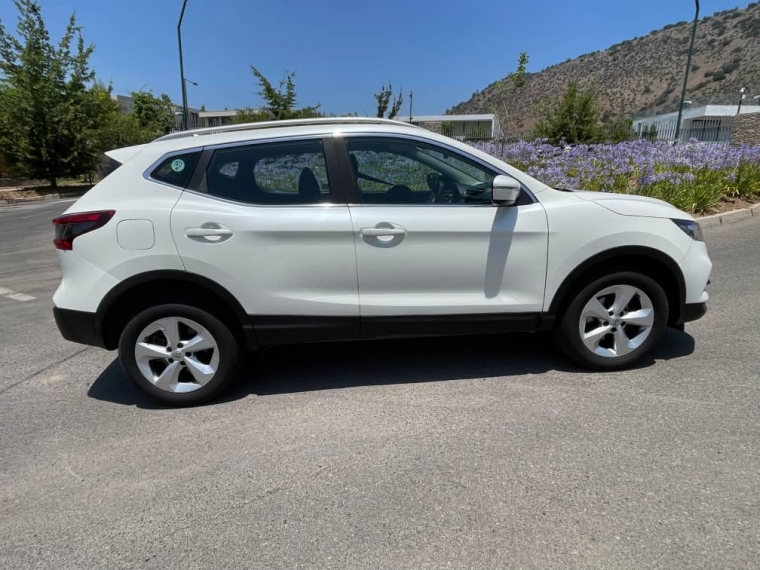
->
157 116 421 142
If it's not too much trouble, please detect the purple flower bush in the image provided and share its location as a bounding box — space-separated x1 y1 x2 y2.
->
471 139 760 213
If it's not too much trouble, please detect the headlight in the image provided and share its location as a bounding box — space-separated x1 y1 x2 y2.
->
672 219 704 242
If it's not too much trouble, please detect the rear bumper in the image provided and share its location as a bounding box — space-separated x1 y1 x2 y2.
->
678 302 707 325
53 307 108 349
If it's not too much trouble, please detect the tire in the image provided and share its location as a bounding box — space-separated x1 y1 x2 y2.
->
554 272 669 370
118 304 242 406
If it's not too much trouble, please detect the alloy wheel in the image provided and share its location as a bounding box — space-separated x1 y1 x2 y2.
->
134 316 219 393
578 284 655 358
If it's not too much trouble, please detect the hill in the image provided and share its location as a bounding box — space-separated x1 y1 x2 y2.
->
447 3 760 132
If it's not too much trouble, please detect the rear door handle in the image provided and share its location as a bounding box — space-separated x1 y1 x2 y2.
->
186 227 233 237
361 227 406 237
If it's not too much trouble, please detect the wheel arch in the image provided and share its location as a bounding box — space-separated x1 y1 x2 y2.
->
544 246 686 328
96 270 257 350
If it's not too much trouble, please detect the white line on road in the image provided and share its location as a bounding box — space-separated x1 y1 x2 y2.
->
6 293 36 302
0 288 36 302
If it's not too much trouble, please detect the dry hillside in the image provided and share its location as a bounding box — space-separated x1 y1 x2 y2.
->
448 3 760 131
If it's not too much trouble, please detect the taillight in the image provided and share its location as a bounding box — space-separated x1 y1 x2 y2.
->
52 210 115 251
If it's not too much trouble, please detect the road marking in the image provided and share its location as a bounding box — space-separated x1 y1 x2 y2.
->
7 293 35 302
0 288 36 302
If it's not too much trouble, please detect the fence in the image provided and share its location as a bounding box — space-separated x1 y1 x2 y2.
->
634 116 734 145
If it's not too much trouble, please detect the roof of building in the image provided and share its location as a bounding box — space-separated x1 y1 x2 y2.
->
634 105 760 125
199 109 242 118
397 114 497 123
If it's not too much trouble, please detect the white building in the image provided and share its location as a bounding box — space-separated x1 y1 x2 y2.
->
633 105 760 143
396 114 502 139
111 94 257 131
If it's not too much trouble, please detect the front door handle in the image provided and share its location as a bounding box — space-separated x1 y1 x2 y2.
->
361 227 406 237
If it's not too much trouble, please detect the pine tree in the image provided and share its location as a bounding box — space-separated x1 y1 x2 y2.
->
535 80 601 145
0 1 100 186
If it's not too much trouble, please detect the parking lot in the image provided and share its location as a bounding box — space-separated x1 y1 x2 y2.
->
1 199 759 569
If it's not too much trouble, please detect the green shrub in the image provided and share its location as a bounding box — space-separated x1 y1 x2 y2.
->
721 61 740 74
732 163 760 199
712 70 727 81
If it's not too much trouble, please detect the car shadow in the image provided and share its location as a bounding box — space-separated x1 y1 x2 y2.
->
87 328 696 408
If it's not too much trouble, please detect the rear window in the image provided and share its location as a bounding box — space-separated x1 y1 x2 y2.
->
150 151 201 188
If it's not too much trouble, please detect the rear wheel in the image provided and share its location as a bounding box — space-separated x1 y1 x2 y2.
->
555 272 669 370
118 304 241 406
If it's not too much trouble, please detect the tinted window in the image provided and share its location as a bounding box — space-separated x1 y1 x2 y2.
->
150 151 201 188
346 138 496 205
206 140 331 205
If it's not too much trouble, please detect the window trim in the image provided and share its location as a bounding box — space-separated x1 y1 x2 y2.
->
336 133 537 206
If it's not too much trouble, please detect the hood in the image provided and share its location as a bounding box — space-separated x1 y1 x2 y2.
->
571 190 693 221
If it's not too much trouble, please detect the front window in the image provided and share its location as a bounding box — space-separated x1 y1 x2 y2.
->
345 138 497 205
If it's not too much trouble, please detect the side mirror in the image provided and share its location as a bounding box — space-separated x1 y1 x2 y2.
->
492 175 521 206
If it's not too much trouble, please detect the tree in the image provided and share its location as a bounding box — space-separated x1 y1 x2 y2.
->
603 115 635 143
0 1 104 187
249 66 320 120
131 90 175 137
232 107 271 124
535 80 601 145
491 51 529 133
374 83 403 119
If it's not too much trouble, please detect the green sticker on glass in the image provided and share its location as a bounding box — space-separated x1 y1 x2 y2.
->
171 159 185 172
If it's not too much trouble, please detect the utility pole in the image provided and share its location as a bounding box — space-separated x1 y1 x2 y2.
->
674 0 700 145
409 91 413 122
178 0 189 131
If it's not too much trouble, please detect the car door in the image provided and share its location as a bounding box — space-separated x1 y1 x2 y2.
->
169 137 359 344
340 135 549 337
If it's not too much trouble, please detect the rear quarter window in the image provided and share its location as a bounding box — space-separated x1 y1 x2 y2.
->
150 151 201 188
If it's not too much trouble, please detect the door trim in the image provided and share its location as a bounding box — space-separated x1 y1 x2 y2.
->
250 315 360 345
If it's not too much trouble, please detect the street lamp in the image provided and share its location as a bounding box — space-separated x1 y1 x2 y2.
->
178 0 190 130
674 0 700 144
737 87 747 115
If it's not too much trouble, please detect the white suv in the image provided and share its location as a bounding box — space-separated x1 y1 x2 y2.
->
52 118 712 405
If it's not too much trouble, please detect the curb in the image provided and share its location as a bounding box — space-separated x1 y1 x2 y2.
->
0 190 88 205
698 203 760 228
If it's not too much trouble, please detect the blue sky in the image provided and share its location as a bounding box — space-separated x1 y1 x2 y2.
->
1 0 751 115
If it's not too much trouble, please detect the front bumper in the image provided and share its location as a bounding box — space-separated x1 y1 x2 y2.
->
53 307 108 349
678 302 707 325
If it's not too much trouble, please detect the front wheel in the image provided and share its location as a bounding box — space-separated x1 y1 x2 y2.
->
555 272 669 370
118 304 242 406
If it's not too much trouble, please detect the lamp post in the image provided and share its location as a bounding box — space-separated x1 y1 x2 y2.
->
178 0 190 130
409 90 414 122
737 87 747 115
674 0 700 144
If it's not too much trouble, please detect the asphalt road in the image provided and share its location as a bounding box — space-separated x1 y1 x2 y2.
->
1 199 759 569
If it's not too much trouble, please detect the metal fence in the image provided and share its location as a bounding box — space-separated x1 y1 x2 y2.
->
444 117 736 146
634 117 734 145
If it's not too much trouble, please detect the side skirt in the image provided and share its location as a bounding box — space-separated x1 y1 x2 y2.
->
250 313 542 346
